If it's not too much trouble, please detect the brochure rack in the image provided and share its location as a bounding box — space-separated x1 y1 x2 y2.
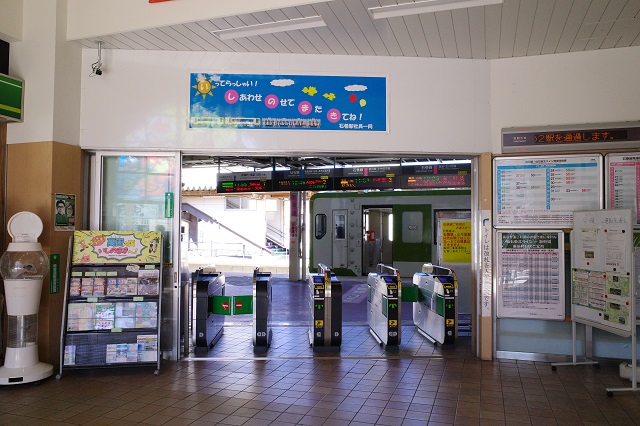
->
57 231 162 379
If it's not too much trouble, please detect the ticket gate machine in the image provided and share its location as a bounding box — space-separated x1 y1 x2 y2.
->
308 264 342 351
252 268 272 354
367 264 401 349
193 267 225 352
413 264 457 345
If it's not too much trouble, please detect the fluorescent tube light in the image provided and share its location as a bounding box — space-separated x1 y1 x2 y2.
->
212 16 326 40
369 0 503 20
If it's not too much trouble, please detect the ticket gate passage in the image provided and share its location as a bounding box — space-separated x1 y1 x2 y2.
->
308 264 342 351
367 264 401 349
252 268 272 354
413 263 457 345
193 266 225 352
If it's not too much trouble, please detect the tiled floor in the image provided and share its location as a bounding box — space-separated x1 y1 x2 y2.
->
2 275 640 425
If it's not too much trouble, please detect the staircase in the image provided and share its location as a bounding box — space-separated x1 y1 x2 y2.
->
266 224 289 255
266 237 289 255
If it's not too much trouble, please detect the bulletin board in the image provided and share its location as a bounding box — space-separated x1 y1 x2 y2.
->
494 154 602 228
606 153 640 228
571 209 634 337
496 230 565 320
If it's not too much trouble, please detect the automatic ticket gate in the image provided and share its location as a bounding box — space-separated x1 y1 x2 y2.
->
367 264 401 349
413 263 457 345
308 264 342 351
252 268 272 354
193 267 225 352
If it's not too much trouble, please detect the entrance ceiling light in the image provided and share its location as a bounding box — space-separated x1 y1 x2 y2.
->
368 0 503 20
211 16 326 40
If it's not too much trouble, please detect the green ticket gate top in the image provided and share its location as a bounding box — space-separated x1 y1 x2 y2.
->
308 264 342 351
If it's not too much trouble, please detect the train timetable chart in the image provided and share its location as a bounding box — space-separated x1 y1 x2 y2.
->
606 153 640 227
496 231 565 320
494 155 602 228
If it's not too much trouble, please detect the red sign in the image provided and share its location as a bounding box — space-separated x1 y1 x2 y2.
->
222 301 229 311
235 301 243 310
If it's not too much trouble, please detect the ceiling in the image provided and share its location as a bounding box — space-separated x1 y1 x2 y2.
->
76 0 640 60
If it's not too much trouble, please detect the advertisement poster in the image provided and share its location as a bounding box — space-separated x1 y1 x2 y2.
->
55 193 76 231
189 73 387 131
72 231 162 265
496 231 565 320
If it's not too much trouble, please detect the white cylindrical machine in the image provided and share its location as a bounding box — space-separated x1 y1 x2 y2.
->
0 212 53 384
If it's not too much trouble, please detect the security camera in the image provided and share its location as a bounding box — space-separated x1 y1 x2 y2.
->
95 68 102 76
91 41 104 77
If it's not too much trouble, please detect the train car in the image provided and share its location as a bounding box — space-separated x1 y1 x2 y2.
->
310 189 472 330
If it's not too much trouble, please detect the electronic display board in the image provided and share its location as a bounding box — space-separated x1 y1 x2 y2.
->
398 163 471 189
216 172 272 193
502 123 640 153
335 166 398 190
272 168 333 191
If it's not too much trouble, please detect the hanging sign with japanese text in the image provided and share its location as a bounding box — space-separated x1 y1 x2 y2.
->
189 73 387 131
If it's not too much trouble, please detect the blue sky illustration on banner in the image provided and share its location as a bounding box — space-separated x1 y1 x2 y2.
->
189 73 387 132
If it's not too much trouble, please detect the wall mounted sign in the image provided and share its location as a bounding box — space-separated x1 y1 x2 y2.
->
189 73 387 131
72 231 162 264
496 230 565 320
502 122 640 153
494 154 602 228
606 153 640 228
0 72 24 122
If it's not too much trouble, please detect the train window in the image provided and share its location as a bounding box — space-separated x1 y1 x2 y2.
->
315 214 326 239
334 214 346 240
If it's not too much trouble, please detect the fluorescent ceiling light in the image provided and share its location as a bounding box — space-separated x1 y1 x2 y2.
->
369 0 503 20
212 16 326 40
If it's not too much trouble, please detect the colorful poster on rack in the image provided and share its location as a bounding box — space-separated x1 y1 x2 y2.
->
189 73 387 131
72 231 162 264
496 231 565 320
606 153 640 227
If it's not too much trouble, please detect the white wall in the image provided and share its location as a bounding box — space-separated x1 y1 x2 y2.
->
0 0 23 42
7 0 82 145
490 46 640 153
80 49 491 156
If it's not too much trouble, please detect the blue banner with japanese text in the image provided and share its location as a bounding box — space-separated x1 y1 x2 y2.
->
189 73 387 131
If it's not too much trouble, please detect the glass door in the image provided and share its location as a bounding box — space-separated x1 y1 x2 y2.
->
91 152 182 360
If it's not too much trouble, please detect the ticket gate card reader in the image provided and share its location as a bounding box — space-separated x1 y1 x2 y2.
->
413 264 457 345
367 264 401 349
253 268 272 354
308 264 342 351
193 267 225 352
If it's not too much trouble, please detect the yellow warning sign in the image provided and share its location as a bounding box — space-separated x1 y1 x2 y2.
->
441 220 471 263
446 319 455 326
389 320 397 327
315 320 324 328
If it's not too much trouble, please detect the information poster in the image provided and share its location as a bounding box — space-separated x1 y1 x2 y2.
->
438 220 471 263
189 73 387 131
606 153 640 227
494 155 602 228
572 209 634 337
72 231 162 265
496 231 564 320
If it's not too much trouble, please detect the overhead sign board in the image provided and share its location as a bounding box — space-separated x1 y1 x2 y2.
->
0 73 24 122
502 122 640 153
189 73 387 131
